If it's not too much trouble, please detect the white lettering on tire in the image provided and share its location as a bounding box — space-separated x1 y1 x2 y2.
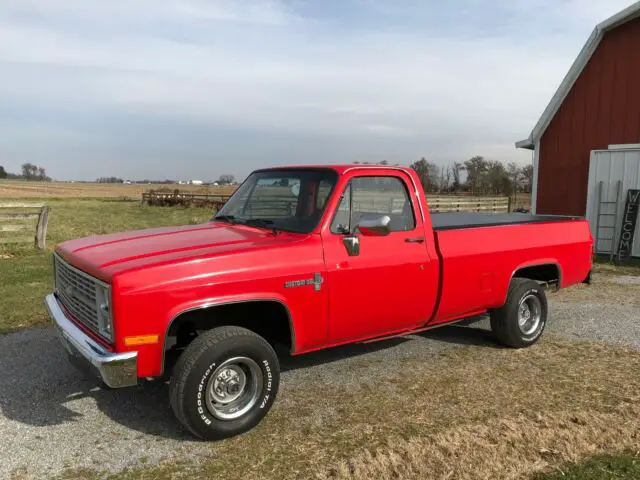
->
260 359 272 409
196 362 216 424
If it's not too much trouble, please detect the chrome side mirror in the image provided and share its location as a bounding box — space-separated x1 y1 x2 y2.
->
342 236 360 256
356 215 392 237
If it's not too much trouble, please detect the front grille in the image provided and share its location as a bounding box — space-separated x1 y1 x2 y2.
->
54 254 110 339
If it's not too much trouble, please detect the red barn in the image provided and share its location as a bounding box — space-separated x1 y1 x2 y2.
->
517 2 640 216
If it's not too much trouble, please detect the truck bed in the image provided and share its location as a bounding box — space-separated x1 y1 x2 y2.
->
431 213 580 231
430 214 592 325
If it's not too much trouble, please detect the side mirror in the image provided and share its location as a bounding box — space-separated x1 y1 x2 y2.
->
356 215 392 237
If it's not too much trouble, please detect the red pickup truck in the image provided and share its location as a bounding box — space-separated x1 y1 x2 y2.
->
46 165 593 439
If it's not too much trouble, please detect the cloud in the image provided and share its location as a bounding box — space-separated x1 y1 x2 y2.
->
0 0 635 179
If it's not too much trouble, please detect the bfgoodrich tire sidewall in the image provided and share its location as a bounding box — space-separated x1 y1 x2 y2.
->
183 340 279 440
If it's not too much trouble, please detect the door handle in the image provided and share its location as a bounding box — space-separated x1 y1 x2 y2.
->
405 237 425 244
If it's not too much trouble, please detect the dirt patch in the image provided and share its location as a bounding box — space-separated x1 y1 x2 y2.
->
609 275 640 285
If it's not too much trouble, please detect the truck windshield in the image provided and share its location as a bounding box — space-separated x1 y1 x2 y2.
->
213 169 338 234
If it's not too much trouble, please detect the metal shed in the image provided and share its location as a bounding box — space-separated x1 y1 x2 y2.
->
586 145 640 257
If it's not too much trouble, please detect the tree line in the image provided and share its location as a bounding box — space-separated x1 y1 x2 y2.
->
403 157 531 196
352 157 532 196
95 174 236 185
0 163 51 181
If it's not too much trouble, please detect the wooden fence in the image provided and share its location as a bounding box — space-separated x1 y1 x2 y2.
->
142 190 230 209
0 202 50 249
426 196 511 213
142 189 511 214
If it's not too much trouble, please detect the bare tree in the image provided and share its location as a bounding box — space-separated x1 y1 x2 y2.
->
451 162 462 191
521 164 534 193
410 158 431 191
506 162 522 203
439 165 452 192
463 156 488 194
21 163 37 180
217 174 236 185
485 161 510 195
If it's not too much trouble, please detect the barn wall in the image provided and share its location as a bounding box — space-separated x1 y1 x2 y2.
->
537 16 640 216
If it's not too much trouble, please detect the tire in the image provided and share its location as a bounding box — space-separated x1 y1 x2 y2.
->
169 326 280 440
490 278 548 348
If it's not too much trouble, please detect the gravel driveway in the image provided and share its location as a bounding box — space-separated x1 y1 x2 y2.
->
1 276 638 479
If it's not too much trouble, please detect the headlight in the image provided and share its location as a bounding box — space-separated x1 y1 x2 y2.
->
96 285 113 340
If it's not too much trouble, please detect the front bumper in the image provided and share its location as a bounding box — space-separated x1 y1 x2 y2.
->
45 294 138 388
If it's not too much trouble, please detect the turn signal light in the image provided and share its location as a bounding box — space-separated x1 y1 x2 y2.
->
124 335 159 346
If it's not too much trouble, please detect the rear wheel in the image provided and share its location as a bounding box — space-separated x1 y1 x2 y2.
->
169 326 279 440
490 278 548 348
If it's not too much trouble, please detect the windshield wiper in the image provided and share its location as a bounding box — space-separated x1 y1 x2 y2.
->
242 218 280 233
213 214 237 224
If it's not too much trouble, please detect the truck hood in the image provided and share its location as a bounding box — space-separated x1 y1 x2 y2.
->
56 222 303 279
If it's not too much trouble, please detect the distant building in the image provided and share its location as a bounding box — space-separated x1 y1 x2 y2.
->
189 180 204 185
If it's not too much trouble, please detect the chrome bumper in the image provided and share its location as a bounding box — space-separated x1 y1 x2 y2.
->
45 294 138 388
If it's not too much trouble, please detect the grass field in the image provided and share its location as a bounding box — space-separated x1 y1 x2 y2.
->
0 198 213 333
0 180 236 199
0 180 530 210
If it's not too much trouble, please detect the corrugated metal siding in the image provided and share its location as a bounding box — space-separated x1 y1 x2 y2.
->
585 148 640 257
537 17 640 216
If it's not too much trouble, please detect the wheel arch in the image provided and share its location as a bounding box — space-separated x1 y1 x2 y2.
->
504 260 562 303
162 297 296 376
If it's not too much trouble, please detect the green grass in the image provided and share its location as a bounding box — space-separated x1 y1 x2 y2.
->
0 198 212 334
536 454 640 479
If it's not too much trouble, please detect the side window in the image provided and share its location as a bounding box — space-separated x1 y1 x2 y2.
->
331 176 415 233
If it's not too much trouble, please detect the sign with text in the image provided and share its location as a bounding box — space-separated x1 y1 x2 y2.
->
617 189 640 261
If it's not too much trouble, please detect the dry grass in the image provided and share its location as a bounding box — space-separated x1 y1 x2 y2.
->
57 335 640 480
0 180 236 199
553 264 640 307
324 406 640 480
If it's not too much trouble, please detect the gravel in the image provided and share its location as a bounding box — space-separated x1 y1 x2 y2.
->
1 279 639 479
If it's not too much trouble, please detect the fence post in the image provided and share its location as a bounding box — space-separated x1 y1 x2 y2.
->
35 206 50 250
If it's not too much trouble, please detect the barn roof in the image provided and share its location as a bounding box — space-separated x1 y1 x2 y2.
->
516 1 640 150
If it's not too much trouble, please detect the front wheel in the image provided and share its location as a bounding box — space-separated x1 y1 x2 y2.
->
490 278 548 348
169 326 280 440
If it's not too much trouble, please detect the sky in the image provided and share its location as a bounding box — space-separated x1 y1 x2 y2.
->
0 0 636 181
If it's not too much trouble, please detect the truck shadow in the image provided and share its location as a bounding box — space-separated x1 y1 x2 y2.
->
0 322 500 441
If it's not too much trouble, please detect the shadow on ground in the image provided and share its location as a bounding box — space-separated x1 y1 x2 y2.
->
0 320 498 440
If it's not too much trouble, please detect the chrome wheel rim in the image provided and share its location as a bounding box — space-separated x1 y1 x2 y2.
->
518 294 542 336
205 357 263 420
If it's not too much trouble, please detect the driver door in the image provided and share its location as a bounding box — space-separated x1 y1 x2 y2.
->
321 173 437 343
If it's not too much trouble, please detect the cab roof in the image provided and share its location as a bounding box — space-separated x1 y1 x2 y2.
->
255 164 413 175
